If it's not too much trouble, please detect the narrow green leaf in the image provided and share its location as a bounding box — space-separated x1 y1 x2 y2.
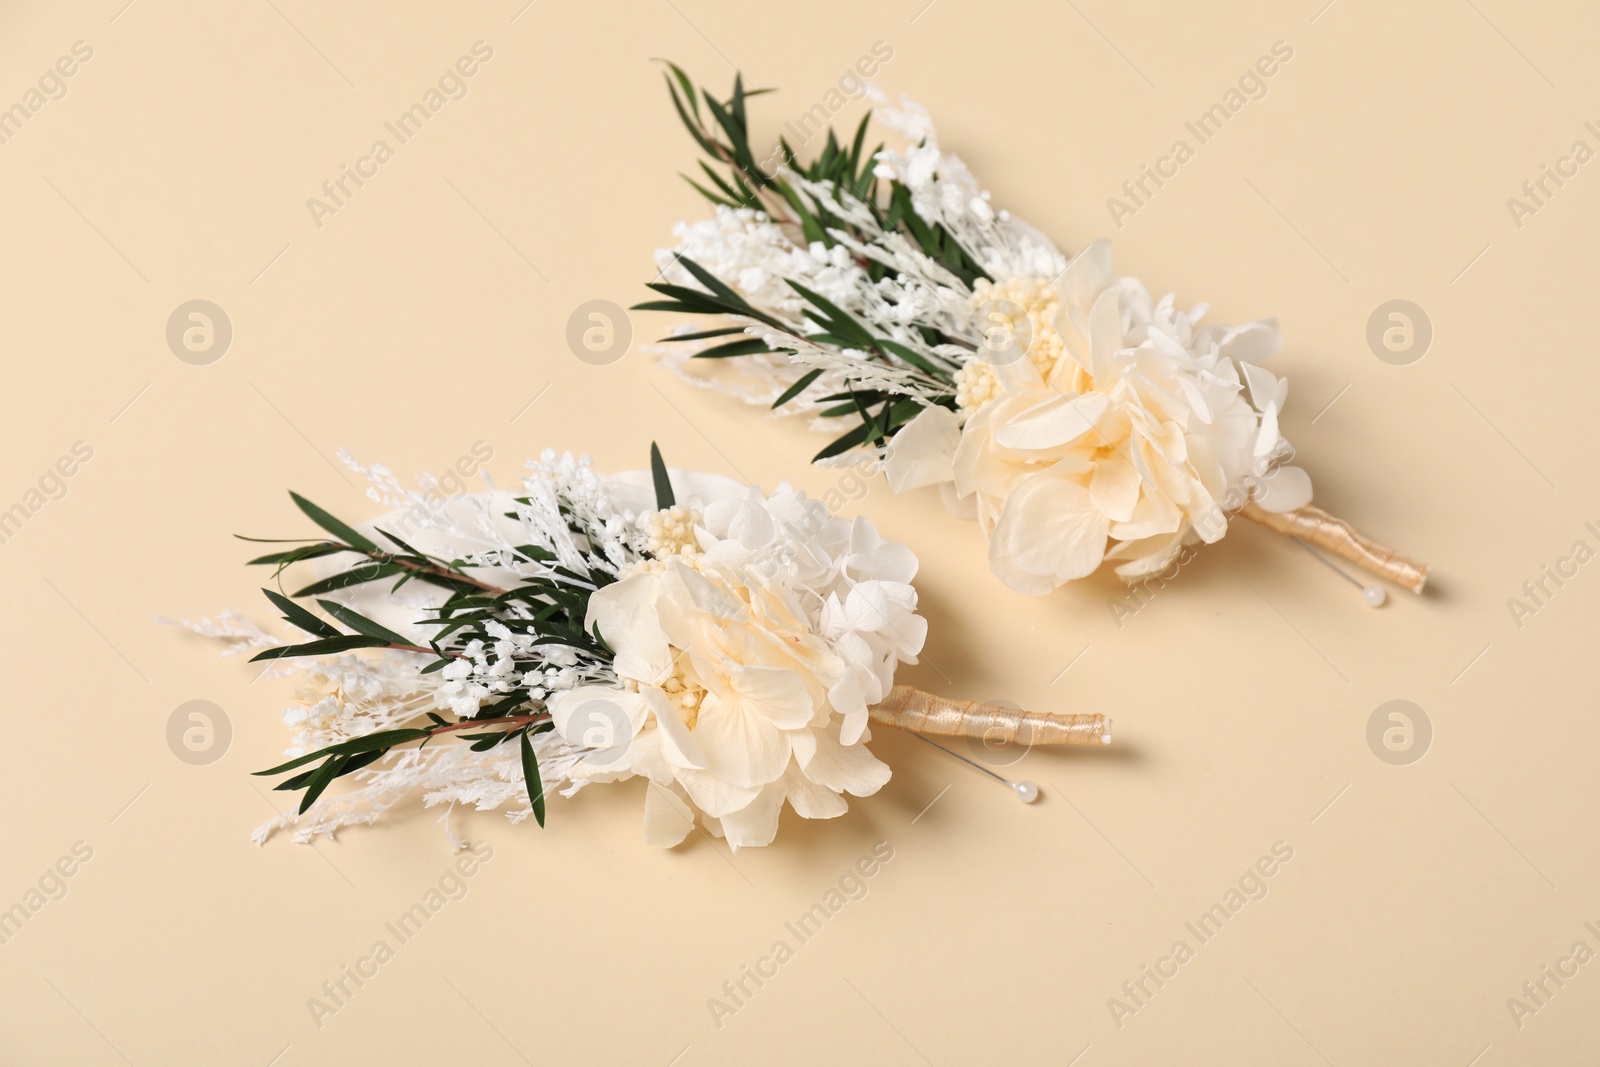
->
675 257 743 305
848 113 870 173
246 543 346 566
691 338 770 359
292 562 404 598
650 442 675 509
248 634 389 662
812 420 874 462
298 755 347 814
632 299 702 314
520 729 546 828
664 76 719 159
289 492 378 552
731 72 747 133
261 588 341 639
873 337 944 377
279 748 386 790
372 527 427 556
657 326 747 343
771 368 823 409
697 160 746 203
786 281 873 345
659 60 700 121
680 174 736 208
316 600 413 647
255 728 431 777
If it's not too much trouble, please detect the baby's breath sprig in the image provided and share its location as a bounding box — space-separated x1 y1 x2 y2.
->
237 450 678 825
639 64 992 464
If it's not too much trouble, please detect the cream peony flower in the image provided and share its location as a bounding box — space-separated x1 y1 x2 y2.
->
547 478 924 849
882 240 1312 594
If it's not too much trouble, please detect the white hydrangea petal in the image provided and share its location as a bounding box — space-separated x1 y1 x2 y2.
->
1220 318 1282 363
882 404 960 492
675 764 763 819
783 765 849 820
1253 465 1313 513
1088 287 1125 382
729 665 815 730
1239 361 1278 413
988 476 1110 592
798 726 892 796
693 692 794 788
639 686 707 769
585 575 671 685
992 392 1110 450
642 780 696 848
547 686 647 748
717 782 787 850
1090 454 1142 523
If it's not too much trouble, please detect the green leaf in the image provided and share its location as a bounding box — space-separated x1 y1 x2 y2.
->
256 728 432 777
771 368 823 409
676 257 743 306
469 732 508 751
650 443 675 509
848 113 870 174
730 72 748 133
873 337 944 377
691 338 770 359
697 160 747 204
278 748 385 790
632 299 702 314
813 419 874 462
261 588 341 639
680 174 736 208
289 492 378 552
315 600 413 647
520 729 546 828
292 562 404 598
703 96 752 170
657 326 747 343
658 59 700 121
248 634 389 662
663 75 718 159
246 543 346 566
786 280 873 346
298 755 347 813
373 527 427 556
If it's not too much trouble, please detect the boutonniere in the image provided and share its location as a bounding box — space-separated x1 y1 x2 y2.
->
640 66 1427 602
187 447 1108 850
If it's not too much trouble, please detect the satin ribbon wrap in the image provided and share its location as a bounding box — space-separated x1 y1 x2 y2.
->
869 685 1111 746
1239 502 1428 594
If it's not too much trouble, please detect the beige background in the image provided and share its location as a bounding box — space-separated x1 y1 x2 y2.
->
1 0 1595 1063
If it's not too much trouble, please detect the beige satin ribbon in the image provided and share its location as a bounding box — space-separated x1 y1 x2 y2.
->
1239 502 1428 594
869 685 1110 746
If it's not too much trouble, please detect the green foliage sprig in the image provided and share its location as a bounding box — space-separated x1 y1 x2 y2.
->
243 449 682 823
640 63 983 463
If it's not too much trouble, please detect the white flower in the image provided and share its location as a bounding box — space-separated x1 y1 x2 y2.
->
547 481 923 849
882 240 1311 593
652 88 1311 597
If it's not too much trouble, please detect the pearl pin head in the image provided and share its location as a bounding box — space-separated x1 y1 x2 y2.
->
1363 585 1387 608
1012 781 1039 804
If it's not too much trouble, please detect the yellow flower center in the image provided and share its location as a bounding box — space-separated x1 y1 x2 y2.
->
622 651 706 729
620 505 705 578
957 276 1071 410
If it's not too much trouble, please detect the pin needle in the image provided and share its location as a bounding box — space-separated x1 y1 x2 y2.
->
909 732 1039 803
1294 537 1386 607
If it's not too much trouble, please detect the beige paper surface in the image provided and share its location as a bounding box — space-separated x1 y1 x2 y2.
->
1 1 1595 1062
